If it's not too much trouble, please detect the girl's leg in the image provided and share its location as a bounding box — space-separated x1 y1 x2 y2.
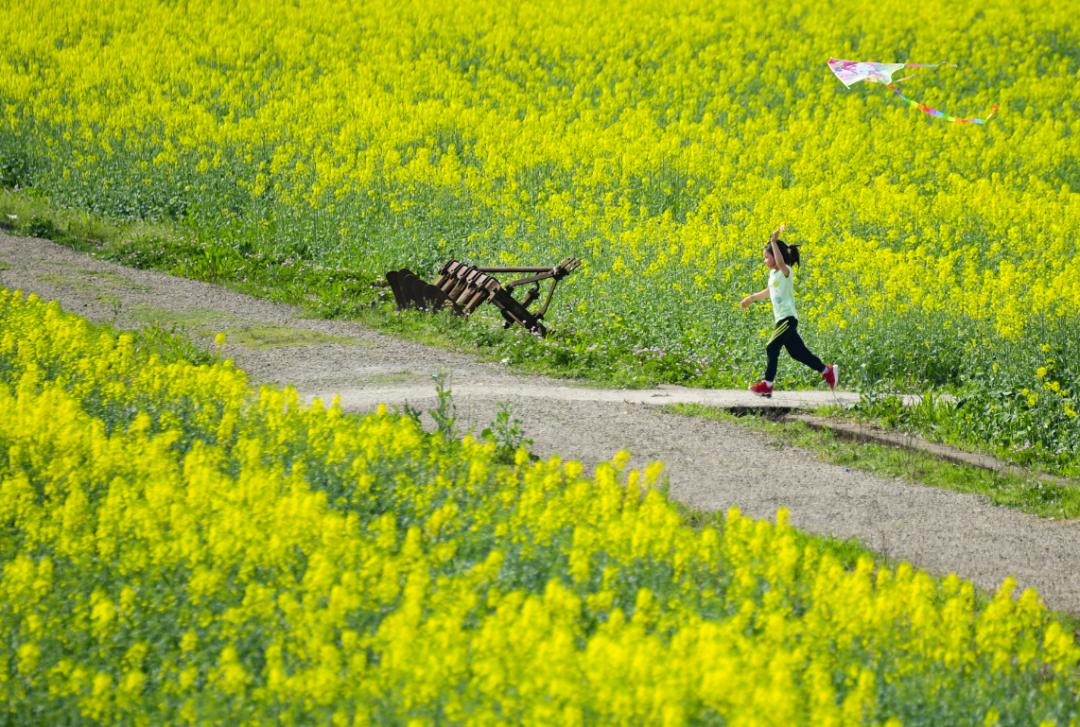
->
782 319 826 373
763 318 792 381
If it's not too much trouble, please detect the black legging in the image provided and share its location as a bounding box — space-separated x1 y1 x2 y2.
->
764 316 825 382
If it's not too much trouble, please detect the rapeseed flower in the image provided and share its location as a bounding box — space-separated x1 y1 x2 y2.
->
2 285 1079 720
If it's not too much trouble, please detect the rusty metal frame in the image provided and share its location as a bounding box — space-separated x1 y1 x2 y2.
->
384 257 581 336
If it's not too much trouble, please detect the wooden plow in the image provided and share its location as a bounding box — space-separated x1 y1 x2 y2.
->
385 257 581 336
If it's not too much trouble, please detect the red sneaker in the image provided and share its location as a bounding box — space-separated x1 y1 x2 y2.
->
822 364 838 390
748 380 773 398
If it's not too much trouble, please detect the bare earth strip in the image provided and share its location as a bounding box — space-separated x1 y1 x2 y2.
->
3 232 1079 614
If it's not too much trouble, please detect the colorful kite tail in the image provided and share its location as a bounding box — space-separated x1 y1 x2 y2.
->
885 84 999 124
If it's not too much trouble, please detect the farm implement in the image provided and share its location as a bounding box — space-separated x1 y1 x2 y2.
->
385 257 581 336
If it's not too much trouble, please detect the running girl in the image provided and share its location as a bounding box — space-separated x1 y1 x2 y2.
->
739 224 837 398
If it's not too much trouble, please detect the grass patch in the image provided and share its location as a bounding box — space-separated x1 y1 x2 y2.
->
217 324 365 349
127 306 366 349
365 370 429 386
95 293 122 309
27 267 156 297
129 304 238 332
77 267 154 292
36 271 102 293
665 403 1080 520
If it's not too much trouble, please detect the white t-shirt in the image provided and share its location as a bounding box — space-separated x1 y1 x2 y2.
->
769 267 798 323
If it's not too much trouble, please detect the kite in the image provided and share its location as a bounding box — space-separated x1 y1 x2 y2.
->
827 58 999 124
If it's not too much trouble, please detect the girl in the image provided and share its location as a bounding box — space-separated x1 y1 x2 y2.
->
739 224 837 398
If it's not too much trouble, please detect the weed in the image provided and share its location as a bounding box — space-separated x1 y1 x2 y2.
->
480 402 534 464
430 372 456 441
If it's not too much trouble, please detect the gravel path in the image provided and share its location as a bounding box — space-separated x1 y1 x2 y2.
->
3 232 1079 615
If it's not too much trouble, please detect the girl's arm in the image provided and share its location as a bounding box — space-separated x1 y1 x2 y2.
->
769 224 790 278
740 288 769 309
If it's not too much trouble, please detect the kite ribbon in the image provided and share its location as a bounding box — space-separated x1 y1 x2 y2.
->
884 83 1000 125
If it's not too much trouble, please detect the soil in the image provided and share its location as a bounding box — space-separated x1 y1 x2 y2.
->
3 231 1079 615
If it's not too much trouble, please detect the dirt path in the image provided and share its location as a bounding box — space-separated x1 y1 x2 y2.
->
4 232 1079 615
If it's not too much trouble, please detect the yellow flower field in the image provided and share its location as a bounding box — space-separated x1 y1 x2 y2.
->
2 0 1077 326
0 1 1077 455
1 286 1078 722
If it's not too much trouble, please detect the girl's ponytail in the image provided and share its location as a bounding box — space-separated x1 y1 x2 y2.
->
766 239 802 267
784 241 801 267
